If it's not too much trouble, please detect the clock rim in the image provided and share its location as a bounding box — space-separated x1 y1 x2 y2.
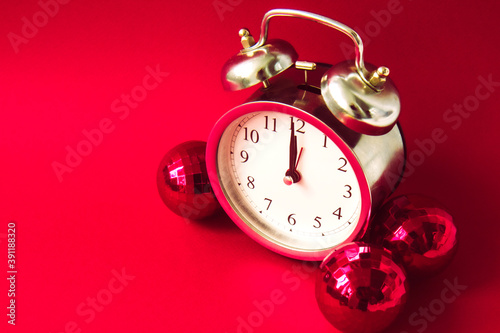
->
206 101 372 261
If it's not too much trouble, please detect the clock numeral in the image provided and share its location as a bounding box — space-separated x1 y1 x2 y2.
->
338 157 348 172
247 176 255 189
289 117 305 134
264 116 277 132
343 185 352 198
313 216 322 229
243 127 259 143
264 198 272 210
296 119 305 134
333 207 342 220
240 150 249 163
323 135 328 148
287 213 297 226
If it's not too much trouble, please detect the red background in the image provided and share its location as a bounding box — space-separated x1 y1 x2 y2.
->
1 0 500 332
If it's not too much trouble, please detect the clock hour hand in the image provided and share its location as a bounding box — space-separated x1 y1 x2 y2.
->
284 121 301 185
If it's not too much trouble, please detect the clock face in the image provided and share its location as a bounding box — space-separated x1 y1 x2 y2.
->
207 102 370 260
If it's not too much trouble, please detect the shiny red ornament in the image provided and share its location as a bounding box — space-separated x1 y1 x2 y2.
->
316 242 409 333
369 194 458 277
157 140 220 220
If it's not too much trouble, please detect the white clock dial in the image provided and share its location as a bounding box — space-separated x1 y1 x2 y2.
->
215 109 365 253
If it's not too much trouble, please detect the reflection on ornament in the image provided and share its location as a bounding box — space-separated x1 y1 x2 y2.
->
157 141 220 220
316 242 408 333
370 194 458 277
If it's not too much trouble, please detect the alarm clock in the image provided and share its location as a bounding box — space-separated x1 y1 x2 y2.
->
206 9 405 260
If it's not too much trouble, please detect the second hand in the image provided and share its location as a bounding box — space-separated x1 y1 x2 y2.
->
295 147 304 169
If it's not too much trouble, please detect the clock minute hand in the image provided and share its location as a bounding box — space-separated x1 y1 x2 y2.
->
284 121 301 185
289 121 297 173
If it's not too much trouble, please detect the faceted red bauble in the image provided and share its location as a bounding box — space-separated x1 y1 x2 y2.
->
157 141 220 220
369 194 458 277
316 242 409 333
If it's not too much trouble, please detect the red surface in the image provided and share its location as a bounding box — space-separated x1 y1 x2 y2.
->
1 1 499 332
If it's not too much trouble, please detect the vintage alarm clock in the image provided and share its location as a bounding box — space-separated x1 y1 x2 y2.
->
206 9 405 260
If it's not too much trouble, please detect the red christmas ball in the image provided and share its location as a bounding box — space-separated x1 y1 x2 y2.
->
369 194 458 277
157 141 220 220
316 242 409 333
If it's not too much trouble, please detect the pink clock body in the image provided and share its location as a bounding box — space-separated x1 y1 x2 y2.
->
206 65 405 260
